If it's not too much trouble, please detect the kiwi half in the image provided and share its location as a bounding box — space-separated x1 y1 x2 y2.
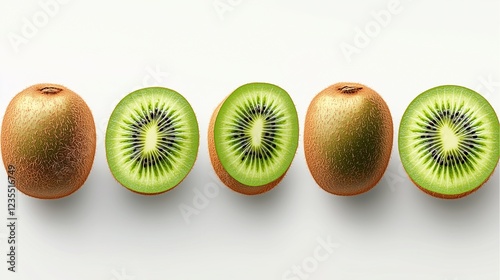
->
399 85 499 199
105 87 199 195
208 82 299 195
1 84 96 199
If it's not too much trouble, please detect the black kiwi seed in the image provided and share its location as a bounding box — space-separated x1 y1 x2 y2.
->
228 103 283 163
415 108 483 168
122 107 181 168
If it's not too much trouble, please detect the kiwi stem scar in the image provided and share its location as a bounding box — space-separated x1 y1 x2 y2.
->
338 86 363 94
40 87 63 94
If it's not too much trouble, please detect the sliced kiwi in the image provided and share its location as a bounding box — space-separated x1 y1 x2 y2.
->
399 85 499 199
209 82 299 195
105 87 199 195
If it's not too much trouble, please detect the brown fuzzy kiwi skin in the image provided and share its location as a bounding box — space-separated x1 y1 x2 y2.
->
304 83 393 196
208 101 286 195
1 84 96 199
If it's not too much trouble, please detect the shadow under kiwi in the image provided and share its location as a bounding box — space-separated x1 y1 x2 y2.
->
112 167 202 221
333 183 394 215
320 164 403 228
222 165 298 225
19 169 102 254
412 168 499 229
23 174 95 225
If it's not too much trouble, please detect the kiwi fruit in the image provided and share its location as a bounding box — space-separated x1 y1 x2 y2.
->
208 82 299 195
1 84 96 199
304 83 393 196
399 85 499 199
105 87 199 195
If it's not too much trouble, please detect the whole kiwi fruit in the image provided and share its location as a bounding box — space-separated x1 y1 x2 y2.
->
1 84 96 199
304 82 393 195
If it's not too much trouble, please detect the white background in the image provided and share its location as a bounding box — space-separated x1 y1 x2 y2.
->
0 0 499 279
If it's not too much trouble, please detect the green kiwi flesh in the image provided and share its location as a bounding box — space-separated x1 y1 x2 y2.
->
105 87 199 195
399 85 499 198
213 82 299 188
